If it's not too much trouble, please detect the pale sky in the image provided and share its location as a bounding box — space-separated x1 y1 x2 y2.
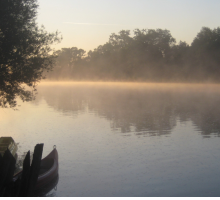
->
37 0 220 52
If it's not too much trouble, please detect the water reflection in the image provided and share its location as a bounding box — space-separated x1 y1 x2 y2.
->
35 82 220 138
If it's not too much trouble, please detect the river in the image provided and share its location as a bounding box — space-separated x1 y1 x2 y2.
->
1 82 220 196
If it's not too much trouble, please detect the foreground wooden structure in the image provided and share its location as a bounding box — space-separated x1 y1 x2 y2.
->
0 137 18 158
0 144 43 197
13 147 59 192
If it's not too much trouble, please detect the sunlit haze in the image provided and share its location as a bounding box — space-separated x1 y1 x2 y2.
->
37 0 220 52
1 0 220 197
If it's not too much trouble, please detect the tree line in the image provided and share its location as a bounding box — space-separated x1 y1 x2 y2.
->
47 27 220 82
1 0 220 107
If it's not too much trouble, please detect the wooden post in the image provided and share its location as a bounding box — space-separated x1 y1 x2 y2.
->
27 143 44 196
0 149 16 196
18 151 31 196
0 143 44 197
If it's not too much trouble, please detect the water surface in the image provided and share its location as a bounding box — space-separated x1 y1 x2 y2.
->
1 82 220 196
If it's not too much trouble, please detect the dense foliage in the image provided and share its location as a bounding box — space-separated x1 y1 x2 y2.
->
0 0 61 107
48 27 220 82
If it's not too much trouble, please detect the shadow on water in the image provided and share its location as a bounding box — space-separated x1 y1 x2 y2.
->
34 82 220 138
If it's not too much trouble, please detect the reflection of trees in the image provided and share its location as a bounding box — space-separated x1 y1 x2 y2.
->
35 85 87 115
172 87 220 137
35 83 220 137
87 89 177 136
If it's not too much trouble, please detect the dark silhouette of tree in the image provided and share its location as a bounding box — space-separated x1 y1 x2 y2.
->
0 0 61 107
190 27 220 81
83 28 176 81
45 27 220 83
46 47 86 80
165 41 190 81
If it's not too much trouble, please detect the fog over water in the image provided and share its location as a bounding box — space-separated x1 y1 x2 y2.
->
1 82 220 196
35 82 220 138
2 0 220 197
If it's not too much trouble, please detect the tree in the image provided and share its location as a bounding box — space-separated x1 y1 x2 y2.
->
190 27 220 81
0 0 61 107
109 30 133 49
46 47 86 80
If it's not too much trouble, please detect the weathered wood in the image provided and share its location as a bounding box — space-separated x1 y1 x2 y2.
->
27 143 44 196
12 175 21 197
0 144 44 197
5 151 16 184
3 152 16 197
0 149 16 196
19 151 31 197
0 153 2 163
0 150 11 188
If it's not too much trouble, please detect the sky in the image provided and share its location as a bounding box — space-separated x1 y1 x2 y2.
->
37 0 220 52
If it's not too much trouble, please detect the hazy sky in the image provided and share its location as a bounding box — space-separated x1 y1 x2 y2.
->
37 0 220 52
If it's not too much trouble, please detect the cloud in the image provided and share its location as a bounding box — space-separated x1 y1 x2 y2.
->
63 22 120 26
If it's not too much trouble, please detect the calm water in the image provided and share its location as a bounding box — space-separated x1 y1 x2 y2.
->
1 82 220 197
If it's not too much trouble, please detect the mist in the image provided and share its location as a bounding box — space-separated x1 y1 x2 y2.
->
45 27 220 83
35 82 220 138
2 0 220 197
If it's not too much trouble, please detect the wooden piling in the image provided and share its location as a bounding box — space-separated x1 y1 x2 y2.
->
18 151 31 196
27 143 44 196
0 143 44 197
0 149 16 196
